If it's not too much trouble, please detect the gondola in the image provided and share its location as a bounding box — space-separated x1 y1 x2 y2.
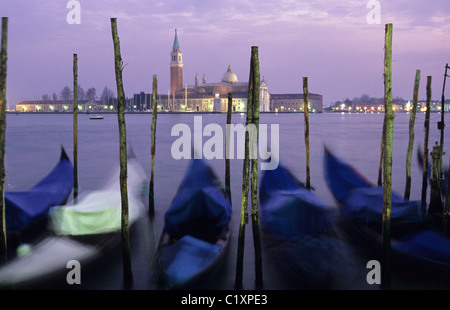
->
5 146 73 244
324 146 450 274
259 161 335 289
0 149 148 289
152 159 232 289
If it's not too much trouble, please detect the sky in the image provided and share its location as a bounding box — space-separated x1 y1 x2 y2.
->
0 0 449 108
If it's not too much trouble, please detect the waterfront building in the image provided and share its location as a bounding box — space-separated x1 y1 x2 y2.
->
156 29 271 113
132 30 323 113
133 92 151 111
16 100 103 112
270 93 323 113
15 98 125 112
329 97 449 113
418 99 450 112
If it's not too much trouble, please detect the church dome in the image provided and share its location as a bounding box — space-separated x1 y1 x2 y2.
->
222 65 238 84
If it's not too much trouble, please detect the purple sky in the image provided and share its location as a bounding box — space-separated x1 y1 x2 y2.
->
0 0 449 108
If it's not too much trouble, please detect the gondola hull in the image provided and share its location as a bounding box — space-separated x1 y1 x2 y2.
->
259 162 335 289
324 147 450 274
5 147 73 246
152 159 231 290
0 153 148 289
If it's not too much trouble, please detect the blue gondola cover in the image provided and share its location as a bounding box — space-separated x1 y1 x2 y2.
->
5 148 73 231
164 159 231 236
260 162 330 241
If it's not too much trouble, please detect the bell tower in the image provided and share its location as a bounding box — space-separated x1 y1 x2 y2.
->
170 29 183 93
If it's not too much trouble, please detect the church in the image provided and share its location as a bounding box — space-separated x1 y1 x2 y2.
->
135 30 270 113
133 30 322 113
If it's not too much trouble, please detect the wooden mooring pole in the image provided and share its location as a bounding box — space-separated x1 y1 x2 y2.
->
235 46 263 290
421 76 432 213
377 120 386 186
382 23 394 290
225 93 232 201
249 46 263 290
73 54 78 203
404 70 420 200
235 47 254 290
429 142 444 216
111 17 133 288
438 64 449 184
439 64 450 226
303 77 311 190
149 75 158 218
0 17 8 264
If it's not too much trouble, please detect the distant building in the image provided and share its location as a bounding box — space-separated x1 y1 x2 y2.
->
170 29 183 94
132 30 323 113
163 29 270 113
330 97 446 113
418 99 450 112
134 65 271 113
15 100 107 112
270 93 323 113
133 92 151 110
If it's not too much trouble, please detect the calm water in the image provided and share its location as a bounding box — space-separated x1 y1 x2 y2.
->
3 111 450 290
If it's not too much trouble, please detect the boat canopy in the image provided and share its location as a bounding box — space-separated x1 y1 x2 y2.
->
157 235 222 288
341 187 423 224
324 147 374 204
260 162 330 240
50 157 147 235
164 159 231 238
5 148 73 231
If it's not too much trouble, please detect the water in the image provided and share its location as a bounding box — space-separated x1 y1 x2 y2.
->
3 111 450 291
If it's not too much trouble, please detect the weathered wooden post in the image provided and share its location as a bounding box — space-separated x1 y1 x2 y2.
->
235 71 253 289
381 23 394 290
249 46 263 290
235 48 254 290
110 17 133 288
421 76 432 212
404 70 420 200
0 17 8 264
236 46 263 290
73 54 78 203
438 64 449 185
377 120 386 186
149 74 158 218
303 77 311 190
429 142 444 217
225 93 232 201
439 64 450 227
